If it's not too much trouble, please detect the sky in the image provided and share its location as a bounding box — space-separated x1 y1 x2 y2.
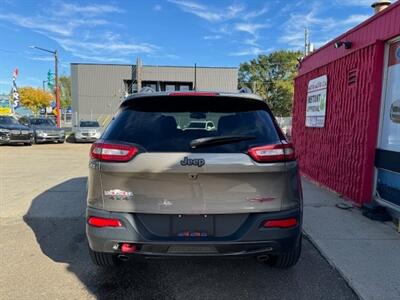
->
0 0 376 93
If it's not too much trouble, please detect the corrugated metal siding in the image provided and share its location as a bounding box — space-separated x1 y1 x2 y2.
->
72 64 238 121
299 1 400 75
196 68 238 92
72 64 133 121
140 66 194 82
71 64 79 116
140 66 238 92
292 42 385 204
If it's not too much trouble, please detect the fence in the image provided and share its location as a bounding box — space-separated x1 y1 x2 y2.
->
275 117 292 140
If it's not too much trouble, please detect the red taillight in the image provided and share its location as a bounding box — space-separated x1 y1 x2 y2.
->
88 217 122 228
248 142 294 163
263 218 297 228
169 92 219 96
90 142 138 162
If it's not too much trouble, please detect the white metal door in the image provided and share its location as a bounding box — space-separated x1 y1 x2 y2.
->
375 37 400 210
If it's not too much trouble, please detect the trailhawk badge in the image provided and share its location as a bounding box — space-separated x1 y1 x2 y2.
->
104 189 133 201
180 157 205 167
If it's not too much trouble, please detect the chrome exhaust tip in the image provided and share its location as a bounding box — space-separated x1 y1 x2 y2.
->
118 255 130 261
257 255 270 262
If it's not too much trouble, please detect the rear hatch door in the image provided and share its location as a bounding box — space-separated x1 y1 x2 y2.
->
97 95 293 214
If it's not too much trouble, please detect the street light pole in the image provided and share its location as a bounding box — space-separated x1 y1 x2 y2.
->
54 50 60 127
30 46 61 127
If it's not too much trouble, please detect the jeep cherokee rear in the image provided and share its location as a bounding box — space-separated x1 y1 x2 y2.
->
86 91 303 268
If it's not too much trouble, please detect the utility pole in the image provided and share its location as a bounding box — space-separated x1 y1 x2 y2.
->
30 46 61 127
42 80 48 91
136 57 142 92
194 63 197 91
55 50 60 127
304 28 309 56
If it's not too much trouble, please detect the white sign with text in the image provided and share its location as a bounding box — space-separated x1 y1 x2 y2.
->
306 75 327 127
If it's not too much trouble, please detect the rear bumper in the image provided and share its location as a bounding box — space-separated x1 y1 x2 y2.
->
75 136 97 142
86 207 302 257
36 136 64 142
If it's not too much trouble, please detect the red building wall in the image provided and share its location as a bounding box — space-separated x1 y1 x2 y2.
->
292 43 384 204
292 2 400 205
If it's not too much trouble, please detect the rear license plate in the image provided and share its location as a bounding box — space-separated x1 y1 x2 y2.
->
172 215 214 236
168 245 217 253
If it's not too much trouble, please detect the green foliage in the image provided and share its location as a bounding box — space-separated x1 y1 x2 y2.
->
19 87 53 113
238 50 302 116
59 75 71 109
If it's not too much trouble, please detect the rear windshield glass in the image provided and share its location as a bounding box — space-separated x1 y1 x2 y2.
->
0 116 19 125
102 96 280 153
80 121 99 127
30 118 55 126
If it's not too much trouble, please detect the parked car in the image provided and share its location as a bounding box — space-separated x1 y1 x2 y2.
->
22 117 65 144
86 91 303 268
184 120 216 131
0 115 33 145
390 100 400 124
73 120 102 142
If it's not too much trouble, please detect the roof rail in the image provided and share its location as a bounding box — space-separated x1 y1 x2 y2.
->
238 87 253 94
139 86 157 93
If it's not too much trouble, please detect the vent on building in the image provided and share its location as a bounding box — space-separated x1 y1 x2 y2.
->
348 69 358 86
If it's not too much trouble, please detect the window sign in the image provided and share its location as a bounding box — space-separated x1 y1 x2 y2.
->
306 75 328 127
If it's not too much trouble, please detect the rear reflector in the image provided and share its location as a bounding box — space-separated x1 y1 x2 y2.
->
169 92 219 96
263 218 297 228
90 142 138 162
88 217 122 228
248 142 295 163
121 243 137 253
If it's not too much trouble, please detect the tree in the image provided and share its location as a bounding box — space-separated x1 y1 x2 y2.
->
19 87 53 113
59 75 72 109
238 50 302 116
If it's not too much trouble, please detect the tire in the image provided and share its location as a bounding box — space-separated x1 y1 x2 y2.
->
267 235 302 268
59 139 65 144
66 134 76 143
88 247 120 267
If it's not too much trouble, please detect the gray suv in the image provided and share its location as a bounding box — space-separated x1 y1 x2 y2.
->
86 91 303 268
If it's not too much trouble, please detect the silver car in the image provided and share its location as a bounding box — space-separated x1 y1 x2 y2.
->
86 91 303 268
28 117 65 144
74 120 102 142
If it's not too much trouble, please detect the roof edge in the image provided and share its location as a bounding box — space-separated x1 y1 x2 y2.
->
70 63 237 69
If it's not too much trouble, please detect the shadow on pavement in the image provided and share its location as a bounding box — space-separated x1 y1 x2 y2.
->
24 177 357 300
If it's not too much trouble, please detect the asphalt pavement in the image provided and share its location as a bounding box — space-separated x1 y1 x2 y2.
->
0 143 358 299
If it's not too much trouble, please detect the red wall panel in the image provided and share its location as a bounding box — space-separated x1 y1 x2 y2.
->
292 43 384 204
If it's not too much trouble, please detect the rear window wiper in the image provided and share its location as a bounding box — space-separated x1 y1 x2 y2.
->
190 135 256 149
